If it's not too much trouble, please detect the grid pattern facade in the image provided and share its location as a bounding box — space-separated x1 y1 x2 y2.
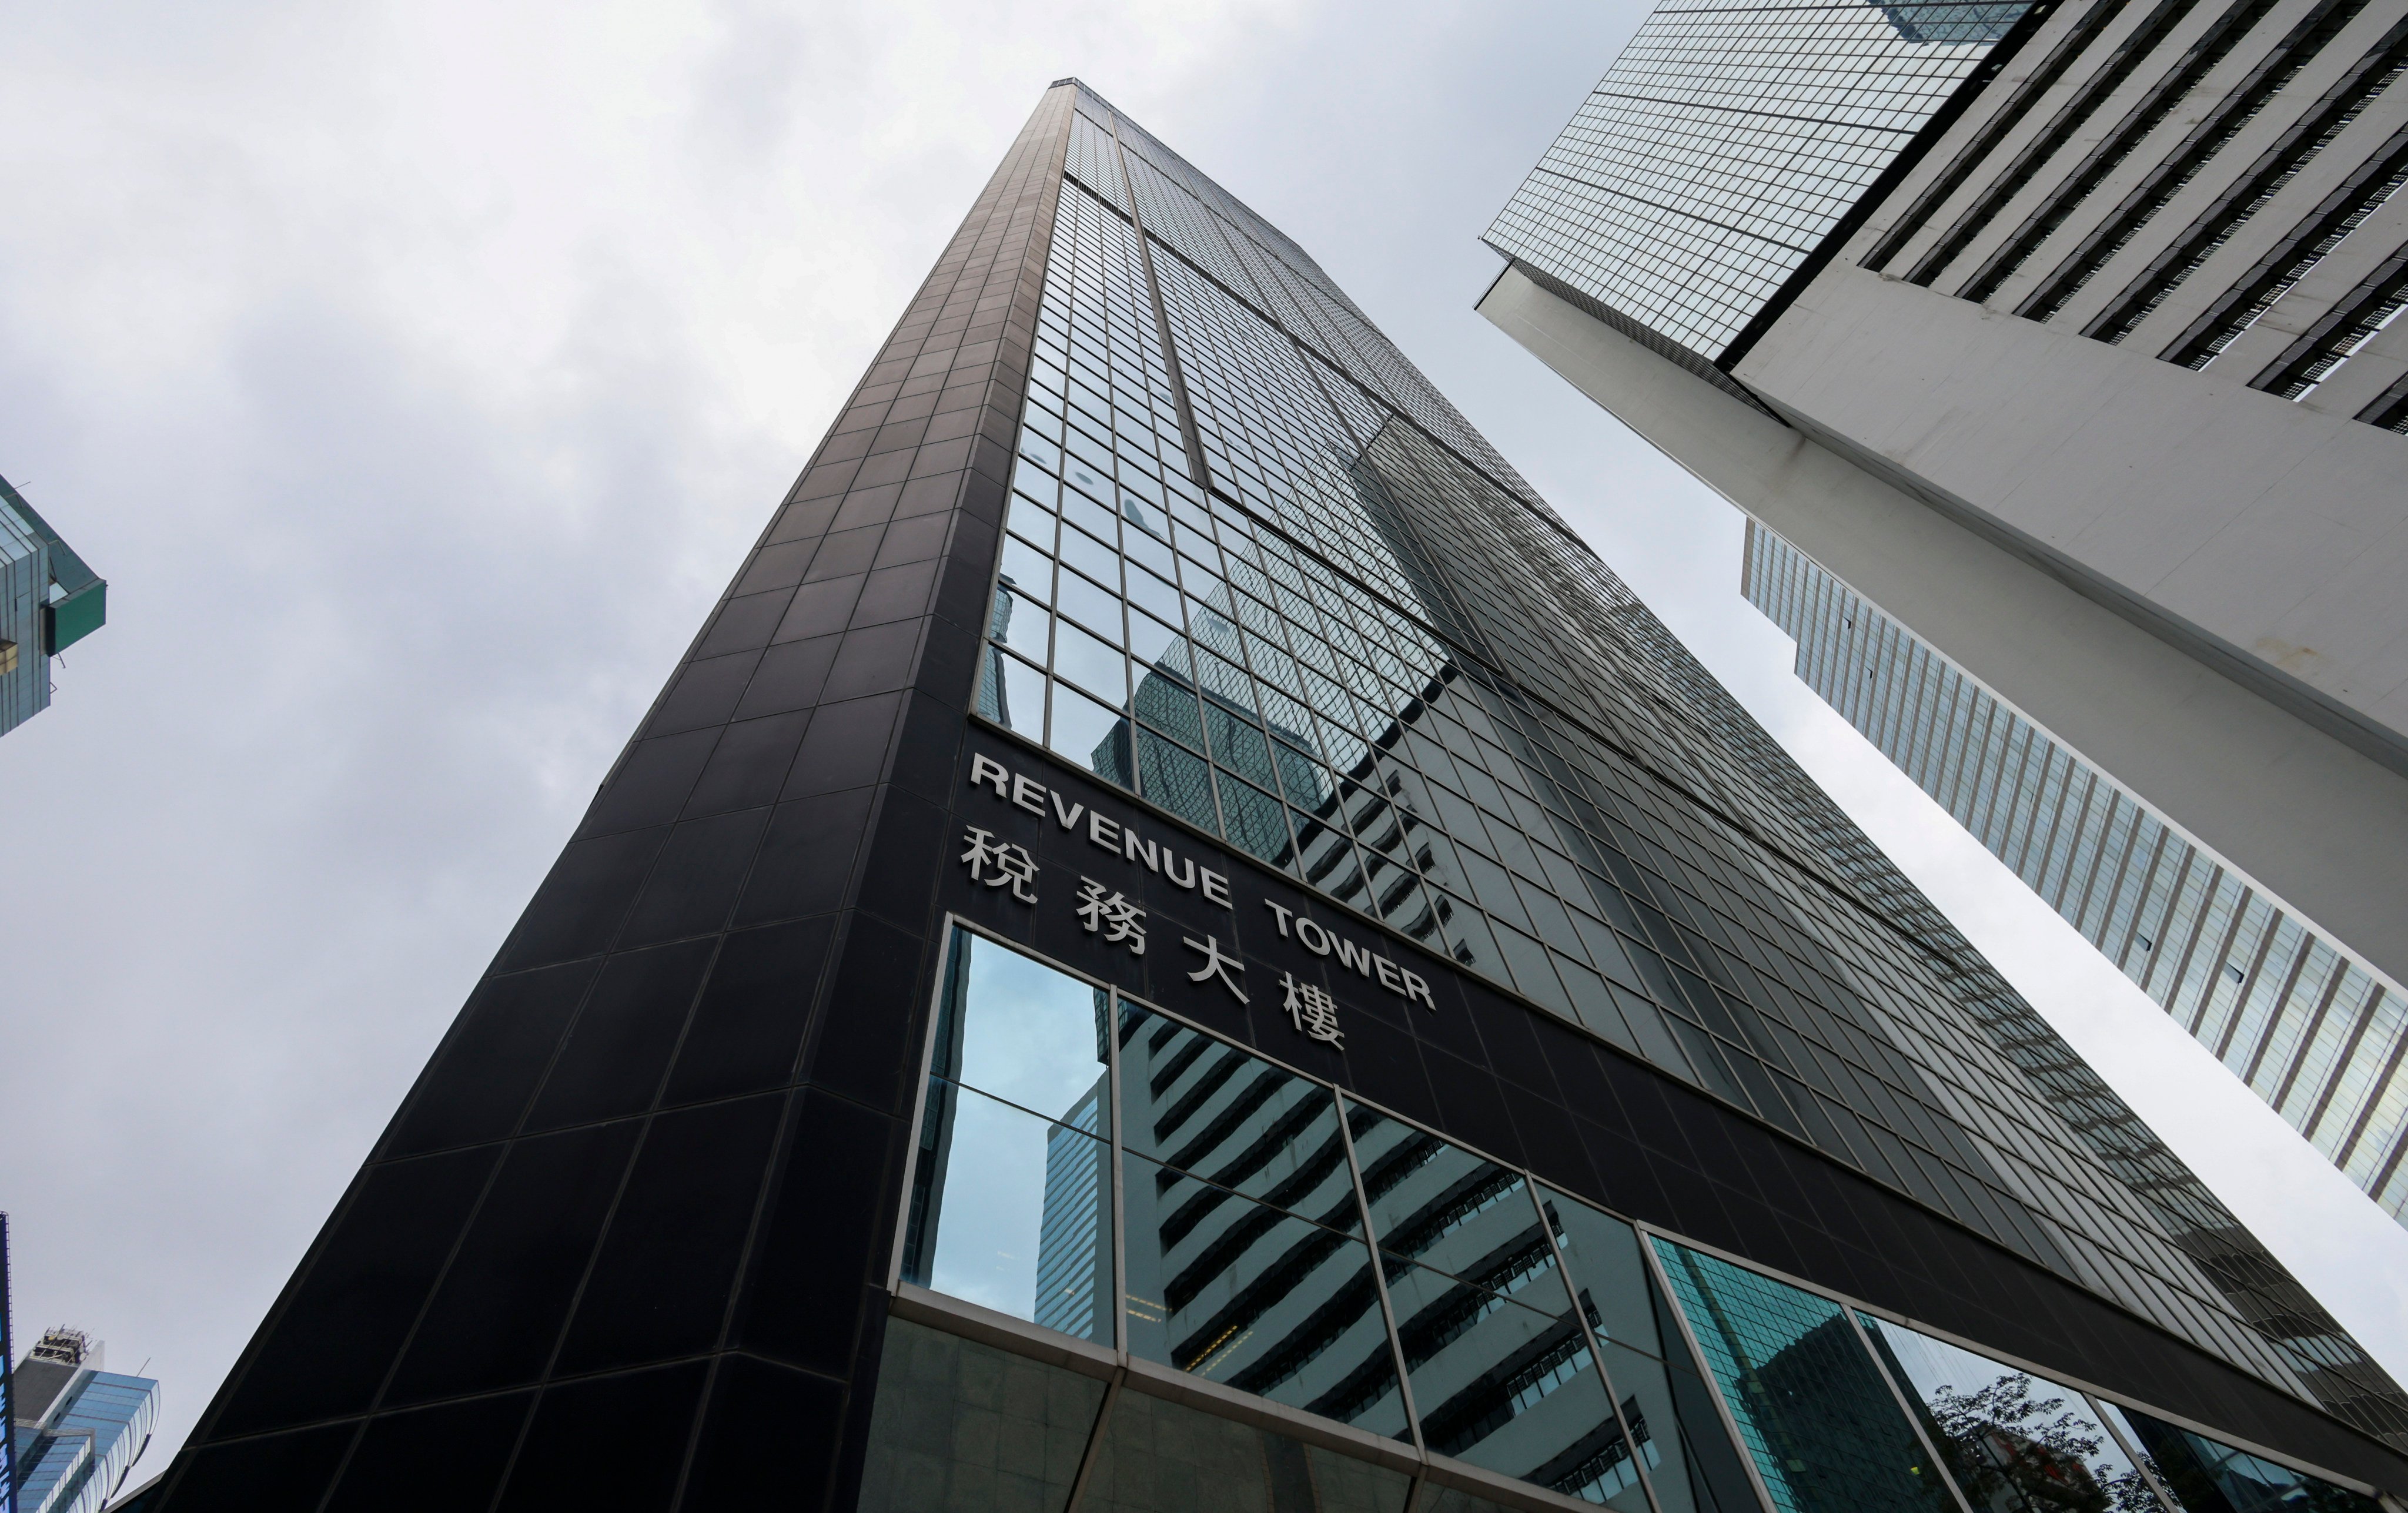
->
152 82 2408 1513
895 924 2393 1513
1855 0 2408 433
1486 0 2032 366
984 82 2408 1444
1743 523 2408 1225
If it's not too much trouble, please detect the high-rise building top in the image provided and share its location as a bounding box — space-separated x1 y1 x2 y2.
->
153 80 2407 1511
0 471 107 739
9 1330 159 1513
1483 0 2408 1226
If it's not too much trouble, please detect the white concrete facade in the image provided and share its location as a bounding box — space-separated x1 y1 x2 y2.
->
1477 262 2408 1010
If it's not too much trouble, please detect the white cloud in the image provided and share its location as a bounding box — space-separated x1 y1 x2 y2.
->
1 0 2396 1477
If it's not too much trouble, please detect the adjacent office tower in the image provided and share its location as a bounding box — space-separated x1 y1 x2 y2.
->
8 1330 159 1513
1482 0 2408 1221
155 81 2406 1513
0 472 105 739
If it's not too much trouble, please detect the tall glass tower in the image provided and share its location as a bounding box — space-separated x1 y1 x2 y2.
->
1480 0 2408 1226
153 81 2407 1513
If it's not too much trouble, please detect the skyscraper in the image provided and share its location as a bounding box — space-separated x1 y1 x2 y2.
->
1742 523 2408 1223
154 81 2406 1512
8 1330 159 1513
1481 0 2408 1221
0 472 106 739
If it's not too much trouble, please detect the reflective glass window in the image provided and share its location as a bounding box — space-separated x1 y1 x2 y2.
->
1544 1187 1774 1513
1651 1238 1955 1512
905 930 1115 1345
1857 1312 2164 1512
1346 1102 1635 1491
2100 1404 2380 1513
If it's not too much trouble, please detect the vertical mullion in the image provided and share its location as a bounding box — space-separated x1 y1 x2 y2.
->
1526 1181 1667 1513
1634 1228 1780 1513
1842 1309 1978 1513
2085 1393 2182 1513
1335 1093 1427 1462
1107 991 1130 1361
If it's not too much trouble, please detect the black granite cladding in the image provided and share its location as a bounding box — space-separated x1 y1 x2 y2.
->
940 731 2408 1497
148 79 2408 1513
150 83 1079 1513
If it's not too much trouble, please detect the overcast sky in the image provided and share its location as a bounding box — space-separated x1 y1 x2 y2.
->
5 0 2403 1475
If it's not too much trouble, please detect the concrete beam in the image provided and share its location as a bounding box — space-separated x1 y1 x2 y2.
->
1477 262 2408 998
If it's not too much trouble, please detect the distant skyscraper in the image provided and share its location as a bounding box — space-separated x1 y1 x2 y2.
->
8 1331 158 1513
156 79 2407 1512
0 472 106 738
1743 524 2408 1223
1483 0 2408 1224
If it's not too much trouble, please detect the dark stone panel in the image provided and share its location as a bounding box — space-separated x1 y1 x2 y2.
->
681 712 811 818
888 692 964 806
832 484 905 532
616 808 771 948
897 471 959 519
213 1147 500 1435
855 789 947 933
646 651 761 737
678 1354 847 1509
775 575 868 644
735 791 875 927
494 1362 710 1513
576 728 721 839
733 1092 901 1372
153 1424 353 1513
664 916 838 1104
553 1096 785 1373
730 638 842 722
1423 1045 1524 1167
767 495 842 546
525 940 717 1130
850 560 939 630
807 525 886 583
383 1122 643 1404
784 692 902 799
871 513 954 573
734 537 816 597
695 588 795 658
384 960 598 1157
494 825 671 972
821 619 924 700
322 1392 534 1513
806 913 929 1114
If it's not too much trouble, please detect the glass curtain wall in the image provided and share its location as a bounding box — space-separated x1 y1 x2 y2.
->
886 927 2386 1513
979 89 2386 1428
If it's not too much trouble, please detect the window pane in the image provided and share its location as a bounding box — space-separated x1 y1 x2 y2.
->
2103 1402 2380 1513
1541 1186 1761 1513
930 928 1111 1127
1345 1104 1635 1495
856 1316 1107 1513
1651 1237 1955 1513
1117 1003 1355 1221
1857 1313 2163 1512
1121 1149 1409 1442
904 1080 1112 1344
1078 1387 1413 1513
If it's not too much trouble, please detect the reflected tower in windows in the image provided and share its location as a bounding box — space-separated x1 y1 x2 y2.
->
150 79 2408 1513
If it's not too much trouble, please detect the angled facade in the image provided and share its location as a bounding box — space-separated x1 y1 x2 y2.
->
1482 0 2408 1224
153 81 2408 1513
1743 523 2408 1222
0 472 105 739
